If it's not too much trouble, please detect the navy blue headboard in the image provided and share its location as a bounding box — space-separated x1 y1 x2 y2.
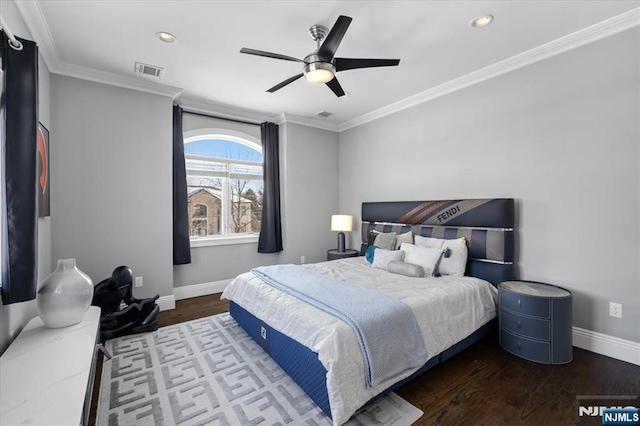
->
361 199 517 285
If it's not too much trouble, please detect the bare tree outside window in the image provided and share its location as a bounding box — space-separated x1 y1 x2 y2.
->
229 149 262 234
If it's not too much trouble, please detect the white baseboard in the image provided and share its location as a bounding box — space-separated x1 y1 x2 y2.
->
573 327 640 366
157 295 176 311
174 279 232 301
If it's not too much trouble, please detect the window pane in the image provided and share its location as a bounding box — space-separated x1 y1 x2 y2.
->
192 219 208 236
229 163 262 179
230 178 263 234
185 157 226 175
185 139 262 163
193 204 207 218
187 188 222 237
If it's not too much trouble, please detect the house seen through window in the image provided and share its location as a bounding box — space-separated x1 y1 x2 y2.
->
184 135 263 239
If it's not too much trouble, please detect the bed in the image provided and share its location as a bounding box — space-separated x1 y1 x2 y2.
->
221 198 516 425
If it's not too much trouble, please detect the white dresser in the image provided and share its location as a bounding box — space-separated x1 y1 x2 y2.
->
0 307 105 426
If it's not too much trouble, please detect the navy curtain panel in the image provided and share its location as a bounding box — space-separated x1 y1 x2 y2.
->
0 33 39 305
258 122 283 253
172 105 191 265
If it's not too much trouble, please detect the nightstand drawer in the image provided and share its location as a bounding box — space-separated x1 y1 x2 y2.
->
500 289 550 318
500 329 550 364
500 308 550 341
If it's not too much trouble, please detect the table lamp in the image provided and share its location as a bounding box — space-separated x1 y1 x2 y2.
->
331 215 353 253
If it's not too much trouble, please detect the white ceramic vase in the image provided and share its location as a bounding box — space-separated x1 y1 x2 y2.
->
37 259 93 328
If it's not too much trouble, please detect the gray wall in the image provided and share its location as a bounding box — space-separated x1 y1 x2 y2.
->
50 76 174 300
174 121 339 286
0 1 52 355
338 28 639 343
279 123 340 264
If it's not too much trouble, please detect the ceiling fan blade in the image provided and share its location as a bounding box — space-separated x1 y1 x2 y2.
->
240 48 305 63
317 15 352 61
334 58 400 72
325 77 346 97
267 73 304 93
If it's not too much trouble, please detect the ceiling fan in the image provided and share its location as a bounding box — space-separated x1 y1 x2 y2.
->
240 15 400 97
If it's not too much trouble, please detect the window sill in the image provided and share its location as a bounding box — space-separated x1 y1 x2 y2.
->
190 234 259 248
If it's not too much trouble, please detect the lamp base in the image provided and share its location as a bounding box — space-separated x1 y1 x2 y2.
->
337 232 345 253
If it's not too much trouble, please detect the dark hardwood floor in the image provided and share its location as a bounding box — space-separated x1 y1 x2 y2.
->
90 294 639 426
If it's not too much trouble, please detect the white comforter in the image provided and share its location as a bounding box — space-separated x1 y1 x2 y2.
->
221 257 498 426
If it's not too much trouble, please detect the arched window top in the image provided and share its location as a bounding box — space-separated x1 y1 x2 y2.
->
184 128 261 159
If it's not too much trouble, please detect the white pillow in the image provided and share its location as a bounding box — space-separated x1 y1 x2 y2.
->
371 248 405 270
399 243 443 276
395 231 413 250
414 236 468 277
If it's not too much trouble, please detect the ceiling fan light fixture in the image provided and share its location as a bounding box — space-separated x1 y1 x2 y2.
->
470 15 493 28
303 59 335 84
305 68 334 84
156 32 177 43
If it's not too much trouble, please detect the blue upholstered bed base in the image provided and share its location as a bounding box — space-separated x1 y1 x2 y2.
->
230 300 496 420
229 301 332 415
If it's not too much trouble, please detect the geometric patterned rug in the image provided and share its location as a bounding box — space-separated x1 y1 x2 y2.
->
97 312 423 426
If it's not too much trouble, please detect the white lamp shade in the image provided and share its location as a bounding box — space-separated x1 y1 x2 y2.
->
331 215 353 232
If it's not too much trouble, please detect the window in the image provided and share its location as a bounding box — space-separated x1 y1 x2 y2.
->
193 204 207 218
184 130 263 244
192 219 208 236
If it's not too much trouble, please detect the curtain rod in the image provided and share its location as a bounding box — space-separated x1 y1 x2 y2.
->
182 108 262 127
0 16 24 51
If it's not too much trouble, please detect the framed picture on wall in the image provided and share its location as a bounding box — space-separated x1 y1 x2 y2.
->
37 122 50 217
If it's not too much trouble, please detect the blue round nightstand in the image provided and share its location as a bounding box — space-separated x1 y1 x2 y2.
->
498 280 573 364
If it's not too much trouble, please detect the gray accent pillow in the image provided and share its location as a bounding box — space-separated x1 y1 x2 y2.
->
387 261 425 278
373 231 397 250
395 231 413 250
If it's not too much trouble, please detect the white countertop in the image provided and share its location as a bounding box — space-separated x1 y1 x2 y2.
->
0 307 101 426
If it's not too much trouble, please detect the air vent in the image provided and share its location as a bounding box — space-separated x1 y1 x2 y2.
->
316 111 333 118
135 62 164 77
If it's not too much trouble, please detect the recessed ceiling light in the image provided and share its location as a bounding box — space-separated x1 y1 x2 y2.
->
156 32 176 43
470 15 494 28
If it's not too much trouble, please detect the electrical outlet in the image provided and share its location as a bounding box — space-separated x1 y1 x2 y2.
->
609 302 622 318
135 276 143 288
300 256 306 264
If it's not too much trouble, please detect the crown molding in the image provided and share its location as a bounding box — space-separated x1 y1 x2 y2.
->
276 113 340 132
15 0 183 99
177 100 340 132
54 61 183 98
178 97 276 124
15 0 60 70
338 7 640 132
